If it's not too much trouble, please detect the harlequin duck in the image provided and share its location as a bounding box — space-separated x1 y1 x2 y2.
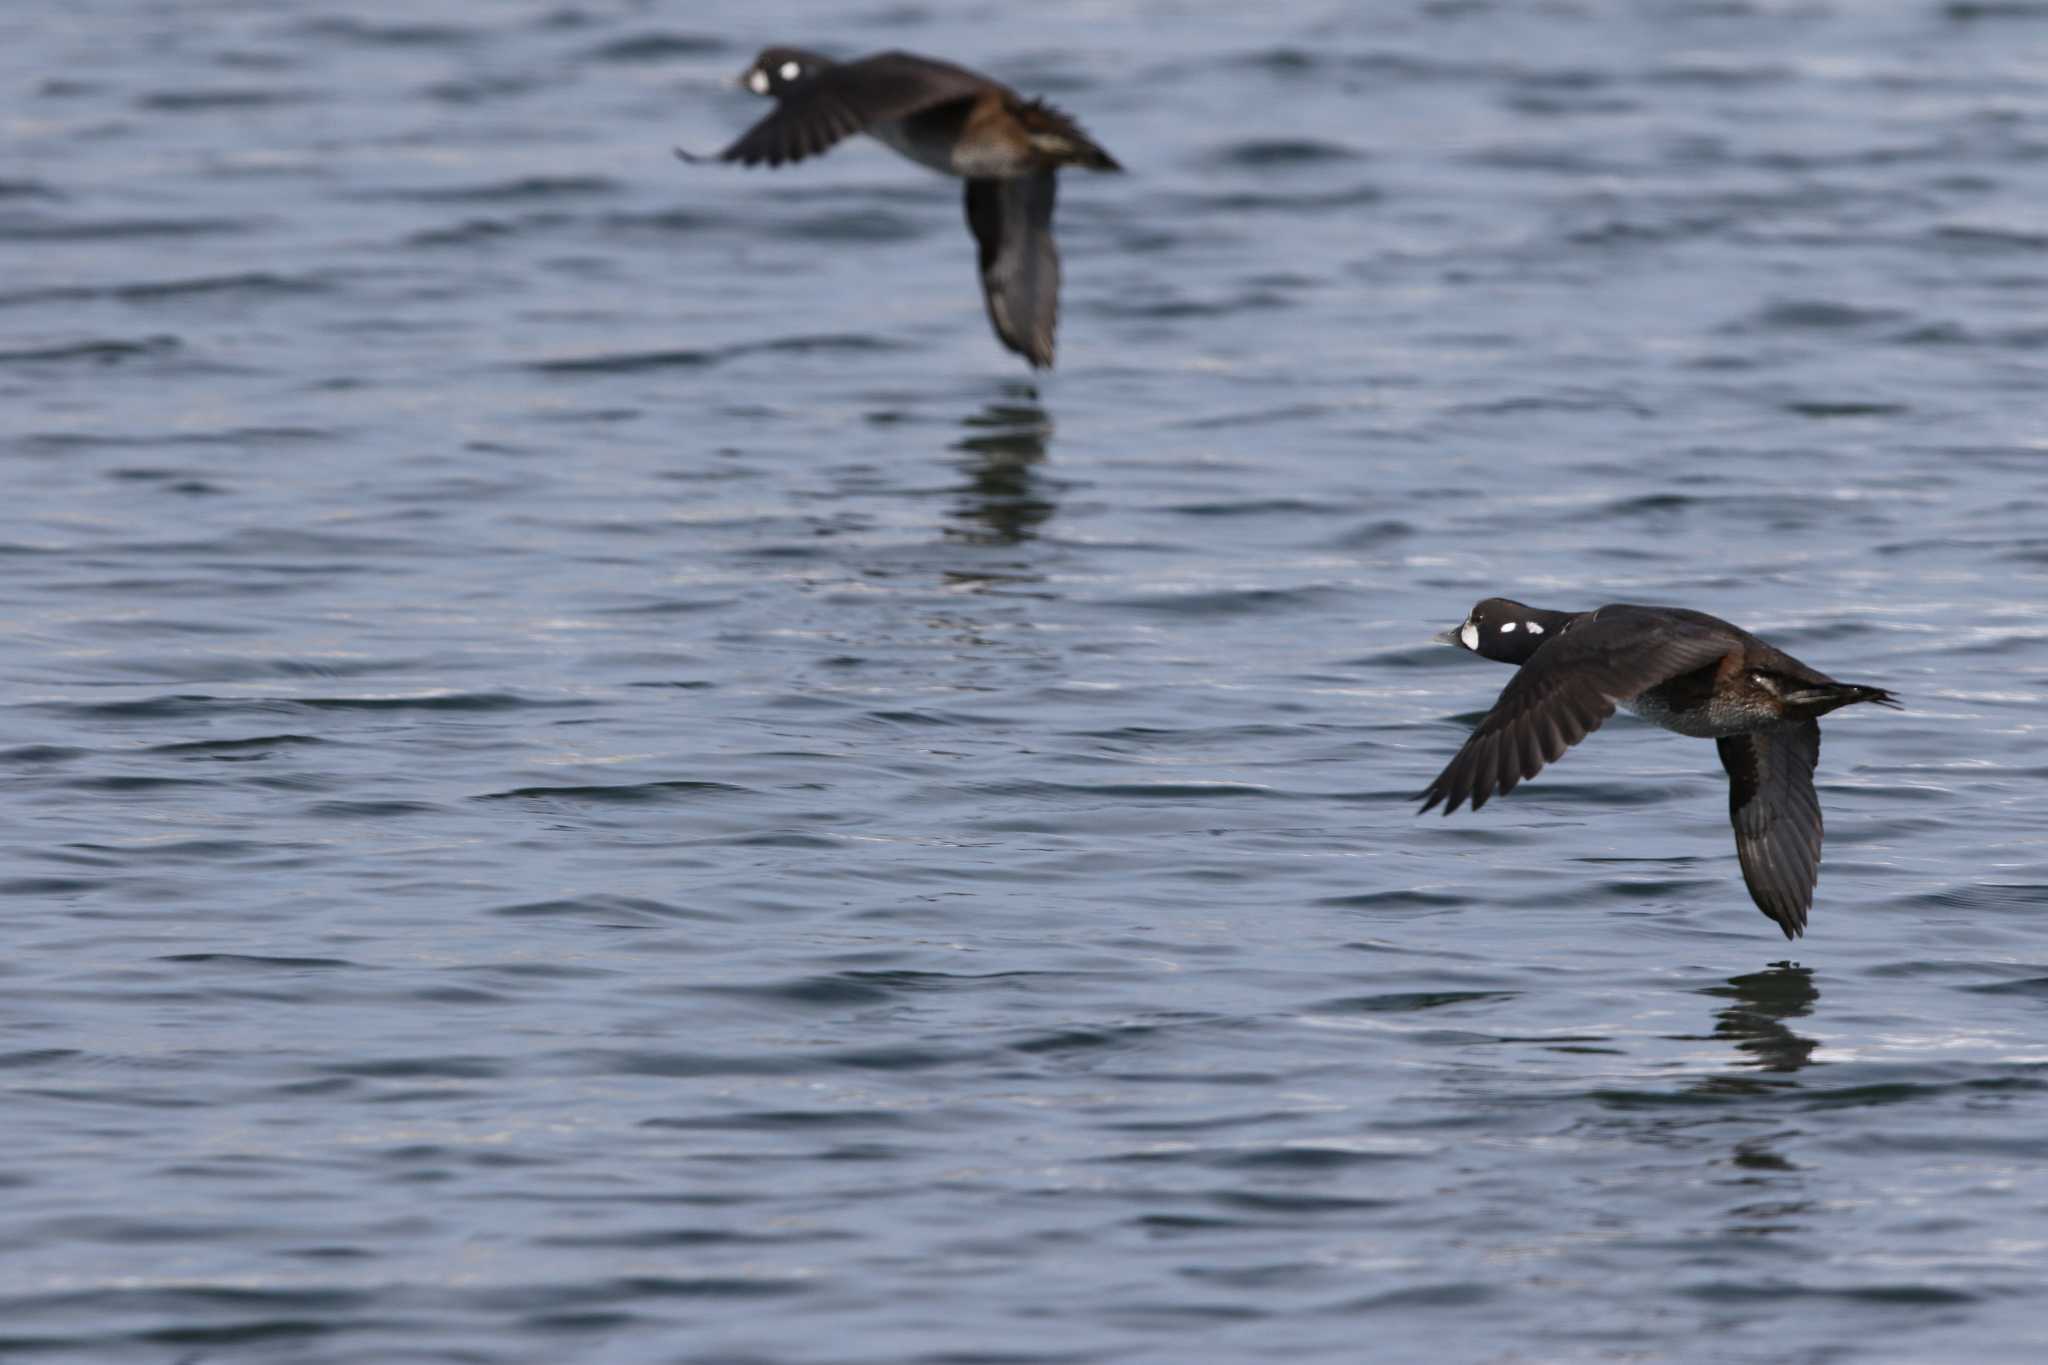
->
680 48 1121 369
1420 598 1900 939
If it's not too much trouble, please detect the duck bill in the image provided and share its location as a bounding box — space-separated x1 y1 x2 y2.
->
1432 626 1464 646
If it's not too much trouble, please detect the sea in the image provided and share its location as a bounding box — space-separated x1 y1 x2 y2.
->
3 1 2047 1361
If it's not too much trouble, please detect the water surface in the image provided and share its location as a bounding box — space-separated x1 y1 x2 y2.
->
4 1 2048 1361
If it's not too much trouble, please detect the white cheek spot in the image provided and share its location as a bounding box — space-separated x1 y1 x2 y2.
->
1500 621 1517 634
779 60 802 81
1459 623 1479 651
1524 621 1544 636
747 68 771 94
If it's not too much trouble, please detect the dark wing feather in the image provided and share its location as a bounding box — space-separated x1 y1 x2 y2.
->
1718 722 1823 939
1419 612 1734 815
719 53 991 168
964 172 1060 368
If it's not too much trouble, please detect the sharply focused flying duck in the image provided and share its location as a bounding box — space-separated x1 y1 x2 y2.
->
683 47 1121 369
1421 598 1900 938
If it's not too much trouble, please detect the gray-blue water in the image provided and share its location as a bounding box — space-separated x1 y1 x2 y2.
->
4 1 2048 1361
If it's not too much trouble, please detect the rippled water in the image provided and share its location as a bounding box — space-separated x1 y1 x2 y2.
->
5 0 2048 1360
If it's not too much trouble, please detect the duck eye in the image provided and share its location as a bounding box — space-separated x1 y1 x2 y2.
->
779 60 802 81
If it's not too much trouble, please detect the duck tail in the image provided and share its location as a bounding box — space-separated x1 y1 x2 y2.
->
1785 681 1902 715
1018 98 1122 171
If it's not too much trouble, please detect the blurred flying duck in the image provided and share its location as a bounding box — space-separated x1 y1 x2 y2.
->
1420 598 1900 938
681 47 1121 369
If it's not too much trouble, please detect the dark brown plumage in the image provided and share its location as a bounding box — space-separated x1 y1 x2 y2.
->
683 48 1120 369
1421 598 1899 938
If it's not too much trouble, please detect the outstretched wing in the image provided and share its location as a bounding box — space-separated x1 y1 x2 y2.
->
964 171 1060 368
718 53 990 168
1718 721 1823 939
1420 611 1733 815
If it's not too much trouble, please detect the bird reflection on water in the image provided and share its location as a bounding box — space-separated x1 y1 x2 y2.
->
946 394 1055 547
1701 965 1822 1208
1706 962 1819 1075
1669 963 1821 1117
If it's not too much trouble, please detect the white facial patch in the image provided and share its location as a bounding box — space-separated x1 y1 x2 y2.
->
779 60 802 81
1524 621 1544 635
1500 622 1517 633
747 68 771 94
1459 623 1479 651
